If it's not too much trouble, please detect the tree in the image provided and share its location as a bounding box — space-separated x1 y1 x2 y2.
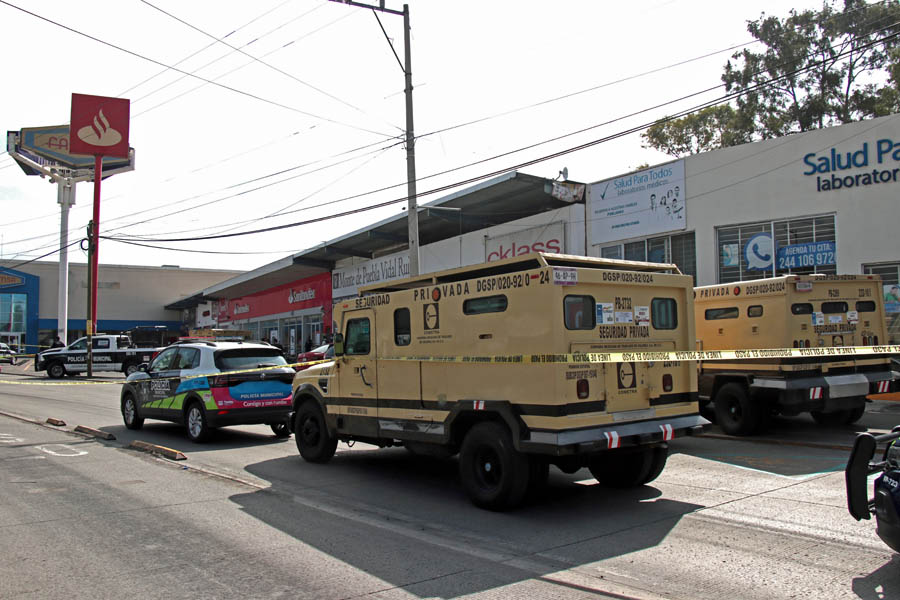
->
641 105 747 157
643 0 900 156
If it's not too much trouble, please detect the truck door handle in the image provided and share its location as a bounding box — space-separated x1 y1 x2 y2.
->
359 365 373 387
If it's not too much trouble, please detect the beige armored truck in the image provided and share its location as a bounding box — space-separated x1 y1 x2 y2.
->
695 274 895 435
291 252 707 509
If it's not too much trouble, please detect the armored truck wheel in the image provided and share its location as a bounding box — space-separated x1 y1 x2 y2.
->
714 382 761 436
589 445 668 488
294 400 337 463
811 409 850 426
845 404 867 425
459 422 530 510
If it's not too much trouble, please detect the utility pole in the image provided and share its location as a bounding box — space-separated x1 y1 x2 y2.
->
330 1 420 275
86 221 94 377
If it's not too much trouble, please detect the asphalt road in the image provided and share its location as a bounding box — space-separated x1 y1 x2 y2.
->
2 363 900 599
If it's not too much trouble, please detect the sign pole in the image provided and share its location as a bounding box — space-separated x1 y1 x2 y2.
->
91 154 102 334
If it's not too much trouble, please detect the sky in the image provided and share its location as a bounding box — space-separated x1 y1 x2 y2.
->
0 0 831 273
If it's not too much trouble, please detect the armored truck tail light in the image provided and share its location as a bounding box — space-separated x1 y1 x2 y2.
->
576 379 589 399
662 374 673 392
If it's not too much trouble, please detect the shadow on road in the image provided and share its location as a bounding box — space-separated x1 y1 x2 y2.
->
227 448 702 598
852 554 900 599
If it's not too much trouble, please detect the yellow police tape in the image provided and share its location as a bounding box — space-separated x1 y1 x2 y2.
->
0 345 897 386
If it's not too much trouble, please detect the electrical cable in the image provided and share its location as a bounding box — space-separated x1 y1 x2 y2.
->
0 0 396 138
107 23 900 245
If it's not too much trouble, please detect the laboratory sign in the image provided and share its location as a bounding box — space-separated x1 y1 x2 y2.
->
588 160 685 245
803 137 900 192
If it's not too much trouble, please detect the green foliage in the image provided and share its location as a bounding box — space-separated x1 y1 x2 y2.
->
643 0 900 156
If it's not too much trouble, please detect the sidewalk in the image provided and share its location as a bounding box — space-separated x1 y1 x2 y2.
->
0 359 124 380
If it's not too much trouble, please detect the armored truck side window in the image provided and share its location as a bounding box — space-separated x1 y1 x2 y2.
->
791 303 813 315
394 308 411 346
345 318 371 355
857 301 877 312
822 301 849 314
564 295 595 330
705 307 738 320
747 305 764 317
463 295 508 315
651 298 678 329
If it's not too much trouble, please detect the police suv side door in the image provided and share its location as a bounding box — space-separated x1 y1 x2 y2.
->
157 347 201 419
139 347 180 417
65 338 88 373
91 337 116 372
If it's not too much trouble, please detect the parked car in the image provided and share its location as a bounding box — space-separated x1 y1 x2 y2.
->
0 342 16 365
295 343 334 371
120 340 295 442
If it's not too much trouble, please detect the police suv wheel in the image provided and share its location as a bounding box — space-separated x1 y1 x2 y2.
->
124 362 140 376
459 421 530 510
121 393 144 430
270 422 291 438
294 400 337 462
47 362 66 379
185 401 212 443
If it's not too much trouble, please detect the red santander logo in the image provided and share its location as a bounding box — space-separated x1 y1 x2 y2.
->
487 239 562 262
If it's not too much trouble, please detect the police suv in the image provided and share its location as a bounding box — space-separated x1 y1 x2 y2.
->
36 334 157 378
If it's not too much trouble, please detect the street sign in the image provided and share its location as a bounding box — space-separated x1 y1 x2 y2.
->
70 93 130 158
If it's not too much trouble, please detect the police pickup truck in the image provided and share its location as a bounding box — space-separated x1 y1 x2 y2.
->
36 334 158 378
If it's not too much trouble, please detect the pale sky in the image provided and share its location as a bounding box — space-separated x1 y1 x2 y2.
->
0 0 830 272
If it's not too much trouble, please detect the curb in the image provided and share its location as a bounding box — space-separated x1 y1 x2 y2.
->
128 440 187 461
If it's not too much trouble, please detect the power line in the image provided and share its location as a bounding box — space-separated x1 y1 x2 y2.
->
0 0 396 138
108 23 900 245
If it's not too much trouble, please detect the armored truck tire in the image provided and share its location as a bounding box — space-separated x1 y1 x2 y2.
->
811 409 851 427
714 382 761 436
588 445 668 488
459 421 531 510
121 392 144 430
47 362 66 379
845 403 867 425
294 400 337 463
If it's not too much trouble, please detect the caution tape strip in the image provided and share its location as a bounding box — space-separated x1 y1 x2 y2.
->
0 346 898 386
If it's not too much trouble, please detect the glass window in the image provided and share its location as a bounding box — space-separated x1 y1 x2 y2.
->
624 241 646 262
69 338 87 351
564 295 595 330
865 262 900 344
93 338 110 349
748 305 764 317
463 295 508 315
791 303 814 315
176 348 200 369
651 298 677 329
705 307 739 320
717 215 836 283
150 347 179 371
601 246 622 260
822 301 848 314
344 318 371 355
215 348 287 370
394 308 411 346
856 301 877 313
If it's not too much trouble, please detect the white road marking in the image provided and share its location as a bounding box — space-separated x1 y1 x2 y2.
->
0 433 24 443
36 444 88 457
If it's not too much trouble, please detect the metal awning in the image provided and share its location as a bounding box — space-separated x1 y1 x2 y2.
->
188 171 583 303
